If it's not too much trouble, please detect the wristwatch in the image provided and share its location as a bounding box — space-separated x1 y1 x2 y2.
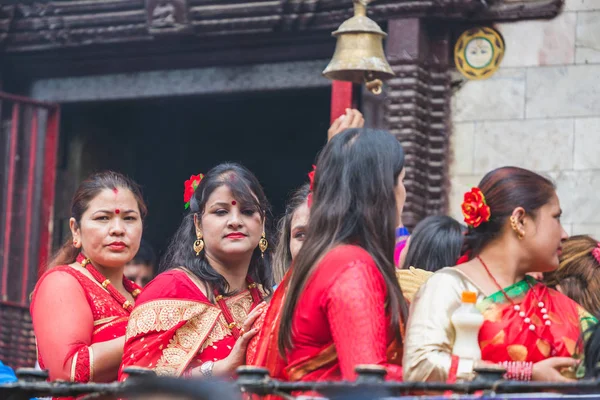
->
200 361 214 377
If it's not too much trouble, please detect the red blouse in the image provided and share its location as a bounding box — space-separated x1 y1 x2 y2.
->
30 265 135 383
285 244 403 381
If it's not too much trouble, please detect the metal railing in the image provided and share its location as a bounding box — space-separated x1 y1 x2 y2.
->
3 366 600 400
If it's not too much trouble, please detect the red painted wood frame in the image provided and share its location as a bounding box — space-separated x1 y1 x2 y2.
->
330 81 356 124
0 92 60 305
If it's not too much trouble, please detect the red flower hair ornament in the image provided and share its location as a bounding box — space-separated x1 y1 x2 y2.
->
184 173 204 209
461 187 491 228
307 164 316 208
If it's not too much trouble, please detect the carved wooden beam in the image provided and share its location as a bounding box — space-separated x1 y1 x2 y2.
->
0 0 561 52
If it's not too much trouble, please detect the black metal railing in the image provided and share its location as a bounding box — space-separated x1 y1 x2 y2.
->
2 365 600 400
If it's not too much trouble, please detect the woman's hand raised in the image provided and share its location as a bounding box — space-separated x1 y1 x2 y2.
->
328 109 365 141
212 302 267 376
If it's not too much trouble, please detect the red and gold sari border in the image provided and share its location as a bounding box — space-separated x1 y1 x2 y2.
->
128 293 257 376
126 299 211 341
93 316 129 336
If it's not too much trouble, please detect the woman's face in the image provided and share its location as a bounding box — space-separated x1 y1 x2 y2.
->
289 200 310 261
71 188 143 269
523 193 568 272
198 185 263 261
395 168 407 226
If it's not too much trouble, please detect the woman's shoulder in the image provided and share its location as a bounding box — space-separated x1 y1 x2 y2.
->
35 265 85 288
312 245 380 287
31 265 88 305
135 268 207 305
416 267 476 297
320 244 375 268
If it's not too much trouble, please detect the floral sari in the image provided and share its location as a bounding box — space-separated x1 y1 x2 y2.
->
403 268 597 382
478 275 596 366
120 269 263 378
30 265 140 399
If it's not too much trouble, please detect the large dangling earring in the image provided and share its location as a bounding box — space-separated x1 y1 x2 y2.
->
193 232 204 256
259 231 268 258
510 217 525 240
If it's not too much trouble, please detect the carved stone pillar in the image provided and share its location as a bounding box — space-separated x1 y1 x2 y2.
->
384 18 451 230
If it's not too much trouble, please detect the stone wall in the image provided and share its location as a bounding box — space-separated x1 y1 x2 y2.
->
449 0 600 238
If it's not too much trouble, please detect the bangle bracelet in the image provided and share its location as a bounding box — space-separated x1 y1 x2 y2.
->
200 361 214 377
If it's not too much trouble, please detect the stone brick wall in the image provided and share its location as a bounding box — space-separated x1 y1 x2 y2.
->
449 0 600 238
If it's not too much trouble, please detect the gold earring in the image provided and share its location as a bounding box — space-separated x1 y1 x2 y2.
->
73 239 79 248
510 217 525 240
259 232 268 258
193 232 204 256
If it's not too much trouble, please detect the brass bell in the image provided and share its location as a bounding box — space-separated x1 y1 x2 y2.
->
322 0 395 95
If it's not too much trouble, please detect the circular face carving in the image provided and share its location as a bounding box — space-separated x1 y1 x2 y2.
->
454 27 505 80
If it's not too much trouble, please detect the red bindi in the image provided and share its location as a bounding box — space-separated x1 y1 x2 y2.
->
231 201 237 206
113 188 119 194
115 209 120 214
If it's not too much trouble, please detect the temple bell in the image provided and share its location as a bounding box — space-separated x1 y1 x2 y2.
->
322 0 394 95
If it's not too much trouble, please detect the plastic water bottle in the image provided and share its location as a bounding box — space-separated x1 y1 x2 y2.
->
451 291 484 361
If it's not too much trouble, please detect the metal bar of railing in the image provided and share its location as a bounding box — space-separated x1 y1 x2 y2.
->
2 367 600 399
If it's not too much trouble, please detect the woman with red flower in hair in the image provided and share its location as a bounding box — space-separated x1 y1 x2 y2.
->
119 163 273 379
403 166 596 383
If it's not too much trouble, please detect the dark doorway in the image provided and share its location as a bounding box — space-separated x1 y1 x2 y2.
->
54 88 330 261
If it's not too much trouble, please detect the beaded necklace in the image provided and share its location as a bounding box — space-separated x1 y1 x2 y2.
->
76 253 141 312
478 256 552 332
213 278 263 339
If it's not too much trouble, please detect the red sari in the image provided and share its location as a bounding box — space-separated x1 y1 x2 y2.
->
282 245 403 382
478 276 596 366
30 265 140 390
246 269 290 380
120 269 263 378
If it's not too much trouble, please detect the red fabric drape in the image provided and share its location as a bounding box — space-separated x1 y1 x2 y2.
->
30 265 139 399
120 270 262 379
282 245 403 382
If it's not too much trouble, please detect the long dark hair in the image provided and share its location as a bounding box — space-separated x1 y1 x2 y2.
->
272 184 310 283
47 171 147 269
463 166 556 257
278 128 408 354
160 163 273 299
402 215 465 272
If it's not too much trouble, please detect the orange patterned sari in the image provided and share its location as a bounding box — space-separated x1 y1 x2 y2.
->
478 276 596 370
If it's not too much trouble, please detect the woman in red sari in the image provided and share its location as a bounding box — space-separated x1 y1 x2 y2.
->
30 171 146 389
120 163 272 378
246 183 310 379
403 167 597 383
274 128 408 382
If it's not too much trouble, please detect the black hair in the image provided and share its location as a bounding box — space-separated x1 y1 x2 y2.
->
278 128 408 354
463 166 556 257
402 215 465 272
130 239 157 270
160 163 273 299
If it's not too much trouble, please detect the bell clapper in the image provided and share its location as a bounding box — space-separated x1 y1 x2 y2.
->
365 78 383 95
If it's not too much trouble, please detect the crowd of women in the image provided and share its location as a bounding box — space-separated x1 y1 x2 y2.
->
28 109 600 400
